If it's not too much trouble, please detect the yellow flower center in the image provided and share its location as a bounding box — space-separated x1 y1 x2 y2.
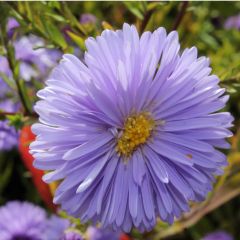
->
116 113 155 157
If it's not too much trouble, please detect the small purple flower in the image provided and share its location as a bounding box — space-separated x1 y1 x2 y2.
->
0 34 61 150
87 227 120 240
224 14 240 30
0 201 47 240
0 119 19 151
14 35 61 81
0 201 83 240
7 18 19 31
62 231 83 240
44 215 84 240
7 18 19 38
0 56 12 98
43 215 71 240
80 14 97 24
31 24 233 232
0 73 20 152
0 34 60 151
202 231 233 240
0 36 60 87
0 100 19 151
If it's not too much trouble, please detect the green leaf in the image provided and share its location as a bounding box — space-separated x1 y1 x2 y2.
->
147 2 164 11
33 44 56 50
46 1 61 10
19 79 32 113
0 159 13 194
7 113 24 130
102 21 114 30
124 2 145 20
22 2 33 22
200 32 219 51
0 72 16 90
44 12 67 23
40 17 67 50
0 2 11 27
60 2 87 36
67 31 86 50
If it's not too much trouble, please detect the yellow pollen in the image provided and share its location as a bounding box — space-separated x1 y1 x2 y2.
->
116 113 155 157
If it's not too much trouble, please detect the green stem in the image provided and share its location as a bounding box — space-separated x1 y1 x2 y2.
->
0 111 19 116
59 2 87 37
0 25 31 116
139 8 155 34
172 1 189 30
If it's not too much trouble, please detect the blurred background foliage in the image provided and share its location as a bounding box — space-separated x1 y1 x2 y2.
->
0 1 240 240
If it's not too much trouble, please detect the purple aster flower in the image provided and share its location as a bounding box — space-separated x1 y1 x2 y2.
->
0 201 47 240
62 231 83 240
202 231 233 240
87 226 120 240
80 14 97 25
224 14 240 30
43 215 71 240
31 24 233 232
0 100 19 151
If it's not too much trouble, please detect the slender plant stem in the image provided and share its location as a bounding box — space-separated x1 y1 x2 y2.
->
140 8 155 34
60 2 87 37
172 1 189 30
6 50 31 116
0 111 20 116
0 25 31 116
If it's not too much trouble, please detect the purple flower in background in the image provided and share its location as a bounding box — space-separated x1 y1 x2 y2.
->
202 231 233 240
0 18 18 94
224 14 240 30
44 215 84 240
0 201 81 240
31 23 233 232
0 56 12 98
62 231 83 240
0 32 60 152
0 35 60 86
0 201 47 240
0 18 61 151
0 100 19 151
7 18 19 31
0 119 19 151
0 57 19 151
43 215 71 240
87 227 120 240
14 35 61 81
7 18 19 38
80 13 97 24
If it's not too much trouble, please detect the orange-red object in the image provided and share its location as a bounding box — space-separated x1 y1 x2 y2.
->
120 234 131 240
19 125 56 211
